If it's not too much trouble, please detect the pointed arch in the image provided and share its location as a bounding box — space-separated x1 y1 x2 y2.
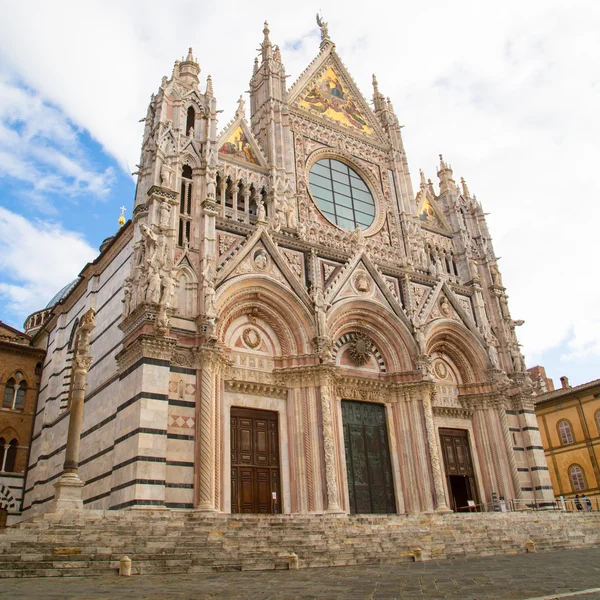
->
174 263 198 318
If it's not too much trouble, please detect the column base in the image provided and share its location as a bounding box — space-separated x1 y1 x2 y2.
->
324 507 345 515
195 502 218 513
435 505 454 514
51 473 85 513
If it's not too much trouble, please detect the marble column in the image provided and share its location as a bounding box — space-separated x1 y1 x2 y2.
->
422 386 452 513
319 383 343 513
52 308 96 512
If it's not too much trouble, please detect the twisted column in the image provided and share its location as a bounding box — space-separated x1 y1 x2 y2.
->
422 387 451 513
319 384 342 513
197 350 217 511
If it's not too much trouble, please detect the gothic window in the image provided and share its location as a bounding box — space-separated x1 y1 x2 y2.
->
308 159 375 230
178 165 193 247
237 181 245 212
248 185 257 215
215 173 222 205
558 419 574 445
3 439 17 472
186 107 195 135
2 379 25 410
569 464 586 492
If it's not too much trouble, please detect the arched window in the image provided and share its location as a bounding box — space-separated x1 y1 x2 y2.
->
3 439 17 472
569 464 587 492
248 185 257 215
186 106 195 136
2 379 26 411
558 420 574 445
237 181 245 212
178 165 193 247
595 410 600 436
215 173 222 205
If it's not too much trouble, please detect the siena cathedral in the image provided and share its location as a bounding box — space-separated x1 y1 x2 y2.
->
22 19 554 518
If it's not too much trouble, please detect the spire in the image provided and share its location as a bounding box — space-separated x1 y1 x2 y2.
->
177 47 200 88
205 74 213 97
261 21 273 59
316 12 332 49
372 74 386 112
419 169 427 190
253 57 259 75
437 154 456 195
461 177 471 198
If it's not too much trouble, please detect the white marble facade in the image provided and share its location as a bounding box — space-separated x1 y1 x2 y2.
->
22 19 553 519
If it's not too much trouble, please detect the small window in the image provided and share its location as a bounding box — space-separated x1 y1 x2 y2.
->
2 380 14 408
595 410 600 436
569 464 586 492
558 420 574 445
186 106 195 135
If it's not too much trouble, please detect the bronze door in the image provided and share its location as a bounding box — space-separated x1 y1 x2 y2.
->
439 428 479 511
230 407 281 513
342 400 396 514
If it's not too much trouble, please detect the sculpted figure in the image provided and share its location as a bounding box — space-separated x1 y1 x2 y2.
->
256 197 267 222
122 280 132 316
314 288 328 336
286 198 298 228
146 267 162 304
415 325 427 355
490 264 503 286
140 224 158 266
159 200 171 229
160 163 172 188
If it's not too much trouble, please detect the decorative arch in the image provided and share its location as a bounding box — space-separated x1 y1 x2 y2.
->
216 277 315 357
0 485 16 511
426 321 490 385
174 263 198 318
327 299 417 373
333 332 386 373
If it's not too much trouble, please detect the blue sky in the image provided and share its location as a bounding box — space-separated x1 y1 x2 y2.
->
0 0 598 387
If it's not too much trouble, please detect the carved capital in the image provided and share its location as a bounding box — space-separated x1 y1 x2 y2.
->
116 333 177 373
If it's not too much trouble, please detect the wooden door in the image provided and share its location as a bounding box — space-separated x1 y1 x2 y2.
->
342 400 396 514
230 407 281 513
439 428 479 510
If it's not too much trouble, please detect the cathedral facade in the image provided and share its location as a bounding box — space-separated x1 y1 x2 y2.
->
22 20 553 518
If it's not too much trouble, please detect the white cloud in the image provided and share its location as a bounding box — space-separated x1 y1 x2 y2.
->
0 75 115 208
0 0 597 382
0 207 97 322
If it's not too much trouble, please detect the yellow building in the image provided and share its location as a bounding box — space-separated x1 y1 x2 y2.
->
535 376 600 504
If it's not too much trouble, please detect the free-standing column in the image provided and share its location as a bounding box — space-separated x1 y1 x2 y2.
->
496 399 522 501
422 385 452 513
52 308 96 512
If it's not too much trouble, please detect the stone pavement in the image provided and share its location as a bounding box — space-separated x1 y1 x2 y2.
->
2 546 600 599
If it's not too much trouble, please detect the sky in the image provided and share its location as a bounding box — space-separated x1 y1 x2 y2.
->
0 0 598 386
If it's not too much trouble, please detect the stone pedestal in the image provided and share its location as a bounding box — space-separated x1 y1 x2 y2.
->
51 473 84 512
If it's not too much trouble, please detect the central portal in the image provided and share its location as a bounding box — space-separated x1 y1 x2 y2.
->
230 407 281 514
342 400 396 514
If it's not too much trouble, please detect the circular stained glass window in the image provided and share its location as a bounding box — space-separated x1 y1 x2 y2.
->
308 159 375 230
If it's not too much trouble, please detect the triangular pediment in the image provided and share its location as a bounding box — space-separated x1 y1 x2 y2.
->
217 116 268 170
288 49 388 144
324 250 411 329
418 281 478 335
417 193 449 232
215 227 312 309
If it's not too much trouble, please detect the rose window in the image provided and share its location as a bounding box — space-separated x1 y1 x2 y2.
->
308 159 375 230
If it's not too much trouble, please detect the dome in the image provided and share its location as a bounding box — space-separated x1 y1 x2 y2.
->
45 278 80 308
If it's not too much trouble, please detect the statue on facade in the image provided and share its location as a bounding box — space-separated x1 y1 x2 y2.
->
159 200 171 229
146 267 162 304
160 162 173 189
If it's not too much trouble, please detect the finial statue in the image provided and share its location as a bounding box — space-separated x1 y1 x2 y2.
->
372 74 379 91
461 177 470 198
236 95 246 118
316 12 330 42
118 206 126 227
